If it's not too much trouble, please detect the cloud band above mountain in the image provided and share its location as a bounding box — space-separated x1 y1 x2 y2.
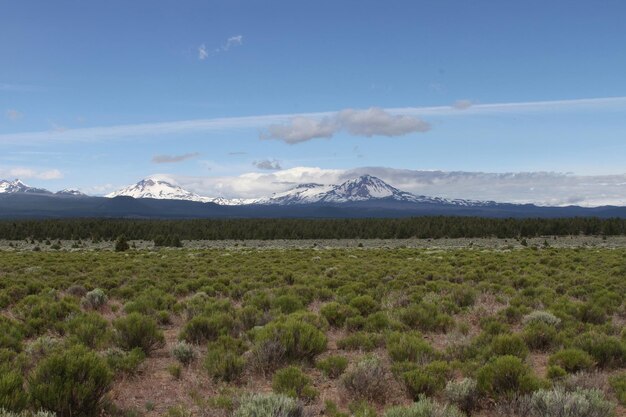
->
261 107 431 143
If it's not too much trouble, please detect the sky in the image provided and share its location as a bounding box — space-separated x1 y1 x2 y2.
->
1 0 626 206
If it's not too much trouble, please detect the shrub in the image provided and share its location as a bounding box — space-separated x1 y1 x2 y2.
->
402 361 451 398
104 347 145 376
272 366 318 401
168 363 182 380
574 332 626 369
114 235 129 252
179 313 237 344
546 365 567 380
383 396 465 417
66 312 109 349
232 393 303 417
320 302 358 327
204 337 245 382
477 355 541 398
0 368 28 411
80 288 108 310
171 341 196 366
349 295 379 316
529 387 615 417
0 411 56 417
609 372 626 405
341 356 389 403
14 295 78 337
29 345 112 417
0 318 24 352
337 332 384 352
576 303 606 325
523 321 560 351
490 334 529 359
451 286 477 308
387 332 436 364
444 378 478 414
253 318 326 362
272 295 304 314
522 311 561 327
398 303 453 333
113 313 165 355
549 349 595 373
316 355 348 379
249 339 287 375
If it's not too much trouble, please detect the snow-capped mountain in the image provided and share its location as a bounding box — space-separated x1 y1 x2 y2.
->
0 179 52 194
259 175 489 206
105 175 490 207
106 178 248 205
56 189 87 196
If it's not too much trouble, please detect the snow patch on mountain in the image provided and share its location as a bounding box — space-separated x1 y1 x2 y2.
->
0 179 52 194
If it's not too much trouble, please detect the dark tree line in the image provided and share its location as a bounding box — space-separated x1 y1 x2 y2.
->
0 217 624 241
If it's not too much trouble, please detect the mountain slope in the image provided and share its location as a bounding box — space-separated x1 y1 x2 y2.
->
0 179 52 195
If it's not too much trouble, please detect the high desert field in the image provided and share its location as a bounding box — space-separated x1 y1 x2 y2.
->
0 243 625 417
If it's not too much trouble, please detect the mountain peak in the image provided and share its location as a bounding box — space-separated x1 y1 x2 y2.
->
0 179 52 195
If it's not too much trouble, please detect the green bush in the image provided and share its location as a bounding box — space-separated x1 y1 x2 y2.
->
114 235 129 252
546 365 567 380
398 303 453 333
349 295 379 317
0 411 56 417
402 361 451 398
179 313 237 344
113 313 164 355
14 294 78 337
272 366 318 401
609 372 626 405
477 355 541 398
341 356 389 403
522 311 561 327
386 332 436 364
523 321 560 351
337 332 384 352
272 295 304 314
29 345 112 417
0 318 24 352
66 312 109 349
574 332 626 369
254 317 326 362
320 302 358 327
549 349 595 373
490 334 529 359
316 356 348 379
232 393 303 417
0 368 27 411
204 337 245 382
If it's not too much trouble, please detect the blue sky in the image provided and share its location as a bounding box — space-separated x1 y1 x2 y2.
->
2 0 626 204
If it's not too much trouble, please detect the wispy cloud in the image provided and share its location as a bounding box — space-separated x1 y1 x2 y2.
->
5 109 23 121
228 151 248 156
253 159 282 170
198 35 243 60
2 96 625 144
197 44 209 60
0 167 63 180
262 107 431 144
222 35 243 51
152 152 200 164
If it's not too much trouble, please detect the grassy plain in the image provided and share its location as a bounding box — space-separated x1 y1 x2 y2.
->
0 242 625 416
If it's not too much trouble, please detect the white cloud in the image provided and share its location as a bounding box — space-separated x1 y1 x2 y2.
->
152 152 200 164
262 107 430 143
262 116 336 144
0 167 63 180
452 99 473 110
5 109 23 121
198 44 208 60
223 35 243 51
253 159 282 170
2 96 626 144
158 166 626 207
337 108 431 137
